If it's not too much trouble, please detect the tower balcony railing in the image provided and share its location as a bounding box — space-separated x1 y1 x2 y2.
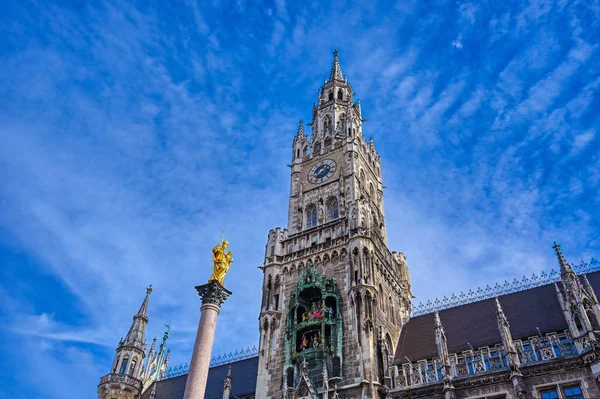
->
99 373 142 390
394 331 577 389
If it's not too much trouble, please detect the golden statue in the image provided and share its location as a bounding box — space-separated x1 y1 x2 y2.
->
209 236 233 286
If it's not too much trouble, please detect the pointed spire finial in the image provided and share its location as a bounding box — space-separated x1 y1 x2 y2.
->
147 284 153 295
329 49 343 81
434 312 441 327
297 120 304 137
495 297 508 322
553 242 574 275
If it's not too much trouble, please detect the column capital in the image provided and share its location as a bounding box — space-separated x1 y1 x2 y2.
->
195 280 232 307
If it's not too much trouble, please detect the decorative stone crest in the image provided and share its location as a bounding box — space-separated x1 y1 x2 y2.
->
196 280 232 307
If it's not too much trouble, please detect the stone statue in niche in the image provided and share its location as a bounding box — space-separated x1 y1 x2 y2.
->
360 206 367 229
349 202 357 229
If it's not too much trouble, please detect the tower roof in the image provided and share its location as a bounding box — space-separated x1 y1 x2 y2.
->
121 285 152 351
329 49 343 81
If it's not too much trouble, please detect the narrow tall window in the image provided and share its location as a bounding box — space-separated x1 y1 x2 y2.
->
327 197 339 221
306 205 317 228
119 358 129 374
338 90 343 100
129 359 137 376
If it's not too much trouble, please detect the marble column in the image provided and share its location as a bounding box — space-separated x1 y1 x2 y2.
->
183 281 232 399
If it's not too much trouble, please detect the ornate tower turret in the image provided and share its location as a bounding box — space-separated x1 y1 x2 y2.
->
554 243 600 350
142 326 171 392
256 50 412 399
98 285 152 399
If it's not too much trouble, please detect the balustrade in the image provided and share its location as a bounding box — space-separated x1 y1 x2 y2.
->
395 331 577 389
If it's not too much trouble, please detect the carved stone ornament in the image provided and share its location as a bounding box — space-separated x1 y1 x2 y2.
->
195 280 232 307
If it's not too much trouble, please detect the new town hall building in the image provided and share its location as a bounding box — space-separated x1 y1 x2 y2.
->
98 52 600 399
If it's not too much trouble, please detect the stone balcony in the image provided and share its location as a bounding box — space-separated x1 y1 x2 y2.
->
99 373 142 391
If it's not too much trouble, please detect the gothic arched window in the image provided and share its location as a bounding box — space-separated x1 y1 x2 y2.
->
328 91 334 101
327 197 339 221
119 358 129 374
129 358 137 376
324 137 332 148
306 204 317 228
338 90 343 100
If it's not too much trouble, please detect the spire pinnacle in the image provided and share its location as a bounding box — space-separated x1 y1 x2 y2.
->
122 286 152 351
434 312 442 328
553 242 574 275
297 120 305 137
495 297 507 322
329 49 343 81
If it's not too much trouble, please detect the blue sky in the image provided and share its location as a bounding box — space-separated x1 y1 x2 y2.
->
0 0 599 397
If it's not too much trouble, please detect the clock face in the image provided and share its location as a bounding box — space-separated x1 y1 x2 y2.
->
308 159 337 184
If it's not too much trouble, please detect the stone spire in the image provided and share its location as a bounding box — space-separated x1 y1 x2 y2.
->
495 297 519 369
297 120 305 138
554 242 574 276
329 49 343 81
121 285 152 351
222 364 233 399
434 313 455 397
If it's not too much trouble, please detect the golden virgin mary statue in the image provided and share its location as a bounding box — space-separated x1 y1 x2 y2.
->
209 237 233 286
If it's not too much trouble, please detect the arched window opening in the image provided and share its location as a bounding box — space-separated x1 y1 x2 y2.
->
274 276 281 311
324 137 332 148
356 295 363 346
574 313 583 331
119 358 129 374
306 205 317 228
296 148 300 158
327 197 339 221
266 275 272 310
588 310 600 330
332 356 341 377
129 358 137 376
360 170 366 186
303 146 310 156
314 142 322 154
348 127 352 137
328 91 334 101
337 90 343 100
379 284 384 309
286 367 295 388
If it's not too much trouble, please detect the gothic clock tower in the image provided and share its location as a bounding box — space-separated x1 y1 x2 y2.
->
256 50 412 399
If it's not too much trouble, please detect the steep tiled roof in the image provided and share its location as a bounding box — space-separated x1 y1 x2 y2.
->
394 271 600 365
144 356 258 399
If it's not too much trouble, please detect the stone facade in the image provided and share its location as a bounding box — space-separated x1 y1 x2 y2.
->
256 50 412 399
